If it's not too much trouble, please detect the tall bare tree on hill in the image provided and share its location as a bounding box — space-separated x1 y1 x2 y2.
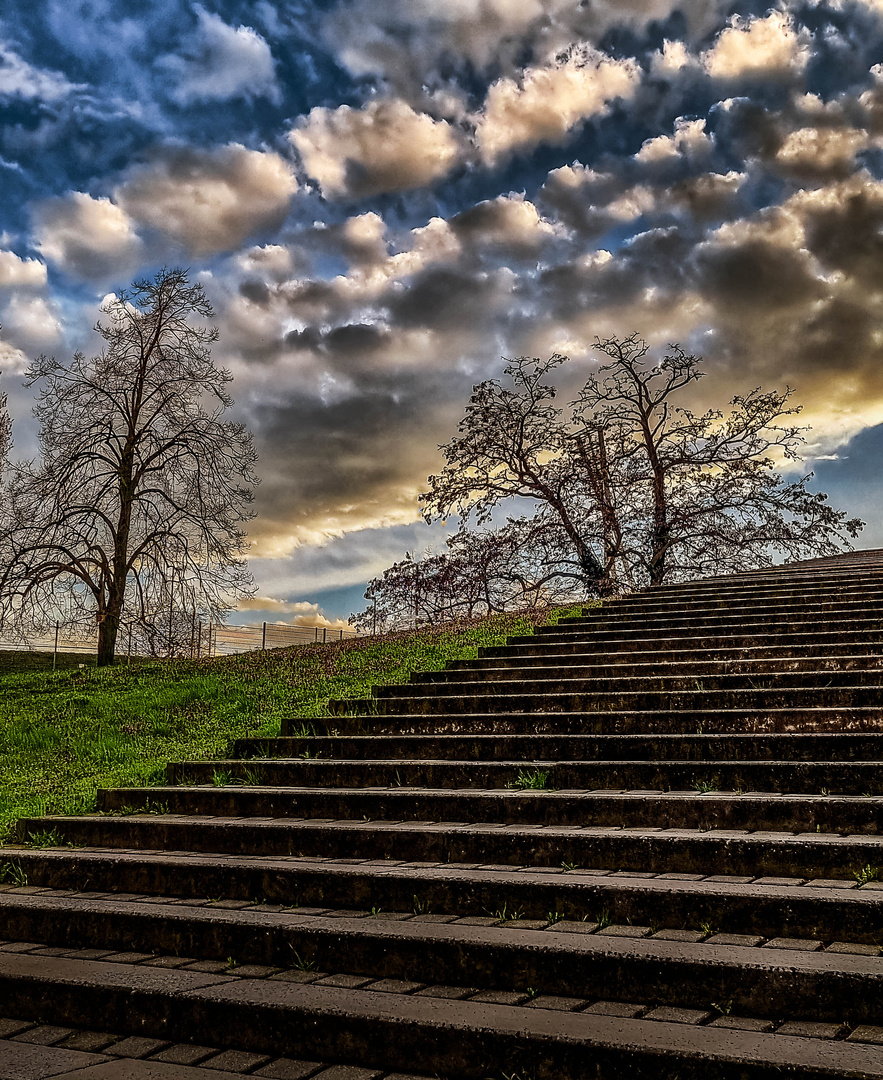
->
420 336 863 597
0 268 258 664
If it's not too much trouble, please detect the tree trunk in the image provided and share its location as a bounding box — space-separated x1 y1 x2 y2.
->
96 609 120 666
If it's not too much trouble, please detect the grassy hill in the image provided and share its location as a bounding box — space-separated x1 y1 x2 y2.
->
0 605 582 844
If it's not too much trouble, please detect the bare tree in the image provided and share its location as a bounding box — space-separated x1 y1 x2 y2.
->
421 337 863 596
579 334 864 585
419 355 613 592
350 518 583 633
0 268 258 665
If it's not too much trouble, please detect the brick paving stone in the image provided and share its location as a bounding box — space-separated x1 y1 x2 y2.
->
183 960 232 973
12 1023 74 1045
468 990 529 1005
762 937 823 951
825 941 882 955
151 1043 218 1064
362 979 425 994
228 964 283 979
60 948 118 960
651 929 705 942
142 955 199 968
452 916 500 926
547 921 599 934
524 995 588 1011
253 1060 326 1079
0 942 40 952
206 900 253 909
655 873 705 881
324 909 368 918
315 974 374 988
752 877 806 886
775 1020 847 1039
704 875 755 884
847 1025 883 1044
0 1019 34 1038
105 1036 172 1057
202 1049 274 1071
28 946 74 957
502 919 547 930
706 933 766 947
59 1031 122 1052
596 924 652 938
708 1016 776 1032
269 970 325 983
805 878 856 888
101 951 156 964
311 1068 383 1080
409 915 456 924
643 1006 714 1025
413 985 476 999
582 1001 647 1018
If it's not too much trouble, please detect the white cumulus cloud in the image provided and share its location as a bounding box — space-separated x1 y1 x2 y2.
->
162 6 280 104
291 99 462 199
476 46 641 166
703 12 811 81
0 250 47 288
116 144 297 257
33 192 143 281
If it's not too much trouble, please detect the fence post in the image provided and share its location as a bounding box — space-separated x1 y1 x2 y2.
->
339 629 343 640
323 627 327 643
127 625 133 666
314 627 318 642
261 621 267 650
53 622 59 671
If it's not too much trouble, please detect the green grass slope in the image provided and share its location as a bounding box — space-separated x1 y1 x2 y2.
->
0 606 582 844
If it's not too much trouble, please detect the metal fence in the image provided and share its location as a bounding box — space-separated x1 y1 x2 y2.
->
0 618 359 662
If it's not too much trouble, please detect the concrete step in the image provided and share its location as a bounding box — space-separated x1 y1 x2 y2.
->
251 732 883 762
548 600 883 631
509 618 883 648
319 706 883 736
5 851 883 943
383 670 883 697
82 786 883 834
4 948 883 1079
482 629 883 658
416 656 883 685
16 814 883 878
585 576 883 608
1 891 881 1027
475 640 883 666
345 685 883 716
166 758 883 796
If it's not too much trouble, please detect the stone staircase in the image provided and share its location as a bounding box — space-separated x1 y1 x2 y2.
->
3 550 883 1078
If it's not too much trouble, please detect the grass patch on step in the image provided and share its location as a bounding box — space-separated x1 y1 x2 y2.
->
0 604 585 844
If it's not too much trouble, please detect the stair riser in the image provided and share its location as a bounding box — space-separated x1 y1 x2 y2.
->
422 658 883 684
14 816 883 879
548 606 883 632
1 898 877 1024
320 708 883 736
168 759 883 796
514 621 883 647
7 853 882 943
484 630 883 658
476 642 883 665
259 733 883 762
571 590 883 616
381 674 883 698
362 687 883 714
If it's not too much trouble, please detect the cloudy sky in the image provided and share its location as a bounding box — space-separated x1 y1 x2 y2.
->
1 0 883 625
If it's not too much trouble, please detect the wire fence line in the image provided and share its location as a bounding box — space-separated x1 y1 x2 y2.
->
0 617 359 663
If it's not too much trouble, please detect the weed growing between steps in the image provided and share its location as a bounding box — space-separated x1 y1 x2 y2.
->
0 604 583 843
